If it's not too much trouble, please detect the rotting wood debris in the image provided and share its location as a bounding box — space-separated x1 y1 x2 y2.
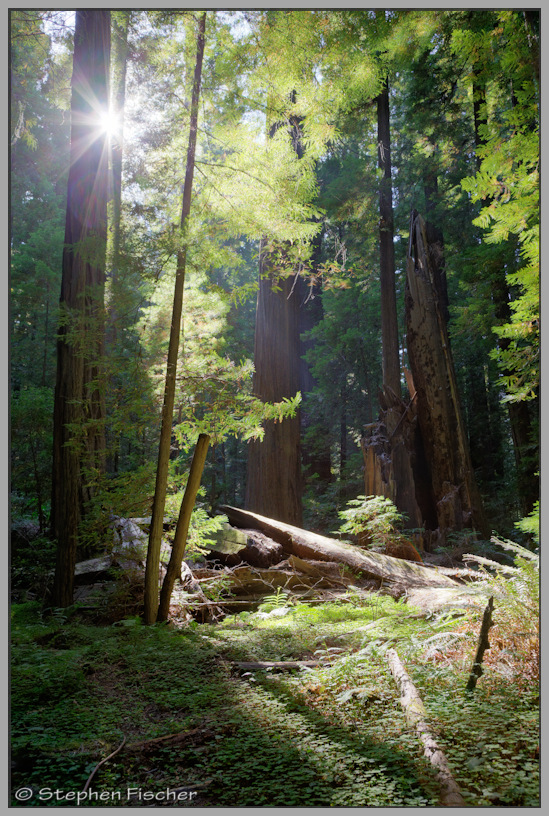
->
72 509 483 621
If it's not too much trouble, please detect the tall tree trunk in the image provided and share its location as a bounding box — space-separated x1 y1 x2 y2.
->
245 105 305 526
51 10 110 607
406 211 488 539
157 433 210 621
106 10 130 344
377 77 400 401
104 12 130 475
245 259 303 526
144 12 206 624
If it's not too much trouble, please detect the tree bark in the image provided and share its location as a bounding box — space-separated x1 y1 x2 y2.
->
245 101 306 526
105 10 130 346
221 506 458 589
157 433 210 621
144 12 206 624
245 259 303 526
51 10 110 607
406 211 488 539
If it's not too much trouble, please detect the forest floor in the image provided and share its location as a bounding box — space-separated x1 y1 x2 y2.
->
10 589 539 808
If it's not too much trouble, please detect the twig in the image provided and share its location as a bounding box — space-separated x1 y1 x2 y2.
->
82 735 126 793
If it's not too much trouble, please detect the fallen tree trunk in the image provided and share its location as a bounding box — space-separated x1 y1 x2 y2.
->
386 648 465 807
220 507 458 589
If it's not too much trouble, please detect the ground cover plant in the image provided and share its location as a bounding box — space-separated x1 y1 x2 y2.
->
11 565 539 807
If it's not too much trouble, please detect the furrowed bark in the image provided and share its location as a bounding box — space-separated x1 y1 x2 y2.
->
51 10 110 607
406 211 488 539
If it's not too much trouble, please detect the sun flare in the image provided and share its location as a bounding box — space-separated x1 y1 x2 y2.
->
97 109 120 139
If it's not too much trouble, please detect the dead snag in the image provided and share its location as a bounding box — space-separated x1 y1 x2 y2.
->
465 596 494 692
386 648 465 807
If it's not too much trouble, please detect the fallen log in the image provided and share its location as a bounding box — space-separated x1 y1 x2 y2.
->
386 648 465 807
220 507 458 589
205 525 285 568
287 555 355 587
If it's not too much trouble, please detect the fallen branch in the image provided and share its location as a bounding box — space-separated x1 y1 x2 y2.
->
386 648 465 807
82 735 127 793
465 596 494 692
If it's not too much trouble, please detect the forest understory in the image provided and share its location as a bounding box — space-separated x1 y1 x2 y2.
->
10 8 539 809
11 511 539 808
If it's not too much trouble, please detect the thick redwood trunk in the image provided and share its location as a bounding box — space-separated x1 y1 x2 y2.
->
51 10 110 607
106 10 130 344
245 256 303 525
405 211 488 539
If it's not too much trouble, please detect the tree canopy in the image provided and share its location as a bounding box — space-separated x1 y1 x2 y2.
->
10 8 539 605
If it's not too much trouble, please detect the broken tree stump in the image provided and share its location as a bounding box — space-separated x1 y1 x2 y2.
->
465 596 494 692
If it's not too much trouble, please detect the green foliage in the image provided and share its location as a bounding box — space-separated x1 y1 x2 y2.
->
463 536 539 628
514 501 539 544
11 387 53 529
257 588 292 613
11 535 57 601
456 11 539 404
337 495 406 542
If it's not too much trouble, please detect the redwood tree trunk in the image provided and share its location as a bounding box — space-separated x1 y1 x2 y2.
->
245 105 305 526
106 9 130 340
405 211 488 539
245 256 303 526
51 10 110 607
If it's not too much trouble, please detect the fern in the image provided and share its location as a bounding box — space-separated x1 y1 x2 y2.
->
463 537 539 624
